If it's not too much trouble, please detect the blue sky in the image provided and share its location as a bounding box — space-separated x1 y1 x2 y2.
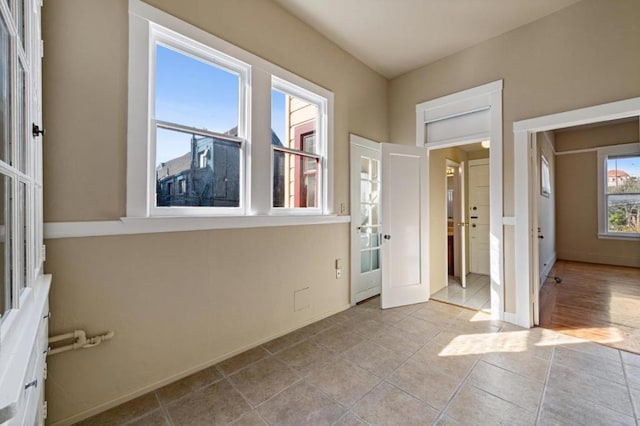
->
609 155 640 178
155 44 286 165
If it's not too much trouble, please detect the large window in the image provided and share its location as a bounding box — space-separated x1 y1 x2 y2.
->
150 30 248 215
598 144 640 239
128 1 333 222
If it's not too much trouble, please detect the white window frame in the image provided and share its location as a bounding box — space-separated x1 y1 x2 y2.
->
597 143 640 240
127 0 334 224
270 76 328 215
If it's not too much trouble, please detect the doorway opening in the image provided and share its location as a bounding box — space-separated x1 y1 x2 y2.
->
430 142 492 312
513 96 640 328
533 118 640 353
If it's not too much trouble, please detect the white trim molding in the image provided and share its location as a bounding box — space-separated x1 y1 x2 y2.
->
513 96 640 328
416 80 504 321
44 215 351 239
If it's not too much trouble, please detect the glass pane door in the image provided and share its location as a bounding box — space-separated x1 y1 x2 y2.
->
359 157 381 273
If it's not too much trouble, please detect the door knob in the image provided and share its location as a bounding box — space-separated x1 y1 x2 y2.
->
383 235 391 240
472 206 477 211
472 224 476 228
538 235 544 239
32 123 45 137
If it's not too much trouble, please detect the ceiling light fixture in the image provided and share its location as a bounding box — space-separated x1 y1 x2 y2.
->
481 140 490 149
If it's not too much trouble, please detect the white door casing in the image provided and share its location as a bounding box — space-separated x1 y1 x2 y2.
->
468 159 490 275
458 161 467 288
416 80 504 320
380 143 429 309
350 135 382 304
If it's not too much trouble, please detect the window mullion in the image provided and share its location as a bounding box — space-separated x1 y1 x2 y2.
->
248 68 272 215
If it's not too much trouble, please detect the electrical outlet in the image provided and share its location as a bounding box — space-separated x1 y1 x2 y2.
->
336 269 342 279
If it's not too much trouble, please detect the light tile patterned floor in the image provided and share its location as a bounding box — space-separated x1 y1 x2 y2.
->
431 274 491 312
77 297 640 425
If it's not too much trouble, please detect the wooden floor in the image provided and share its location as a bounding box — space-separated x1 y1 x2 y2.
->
539 260 640 354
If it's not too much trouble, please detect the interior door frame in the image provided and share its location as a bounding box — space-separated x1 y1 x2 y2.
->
446 159 463 285
416 80 504 320
513 96 640 328
458 160 467 288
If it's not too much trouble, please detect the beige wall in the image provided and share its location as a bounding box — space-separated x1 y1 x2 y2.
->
429 147 467 294
555 120 640 267
389 0 640 310
42 1 388 424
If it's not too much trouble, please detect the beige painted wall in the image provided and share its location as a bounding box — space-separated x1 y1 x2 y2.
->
555 120 640 267
429 147 467 295
389 0 640 311
42 1 388 424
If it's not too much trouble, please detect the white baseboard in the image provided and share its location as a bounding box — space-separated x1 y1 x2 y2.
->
539 252 557 288
502 312 522 327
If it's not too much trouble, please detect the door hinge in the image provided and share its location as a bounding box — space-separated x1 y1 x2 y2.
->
40 40 44 58
41 244 46 262
43 401 48 420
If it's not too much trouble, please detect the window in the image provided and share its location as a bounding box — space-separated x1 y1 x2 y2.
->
128 0 333 222
598 144 640 239
271 79 327 211
151 32 247 214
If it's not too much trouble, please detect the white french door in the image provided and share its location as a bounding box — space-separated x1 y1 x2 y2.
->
349 135 382 304
380 143 428 309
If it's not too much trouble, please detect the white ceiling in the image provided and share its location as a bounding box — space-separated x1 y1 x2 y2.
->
274 0 582 78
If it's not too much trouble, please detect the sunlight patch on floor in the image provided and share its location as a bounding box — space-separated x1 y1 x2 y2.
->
438 331 531 356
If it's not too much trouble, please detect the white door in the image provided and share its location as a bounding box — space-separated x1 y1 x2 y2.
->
457 161 467 287
380 143 428 309
469 159 490 275
350 135 382 304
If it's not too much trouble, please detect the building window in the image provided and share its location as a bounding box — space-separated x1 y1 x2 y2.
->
128 0 333 221
271 78 327 211
598 145 640 239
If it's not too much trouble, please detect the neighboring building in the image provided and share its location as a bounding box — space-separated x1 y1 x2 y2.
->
608 169 630 188
282 95 318 208
156 129 284 207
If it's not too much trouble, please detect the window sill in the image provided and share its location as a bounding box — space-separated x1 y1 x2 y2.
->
597 232 640 241
44 215 351 239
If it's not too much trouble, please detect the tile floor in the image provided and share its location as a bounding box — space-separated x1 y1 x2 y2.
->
431 274 491 312
77 297 640 425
